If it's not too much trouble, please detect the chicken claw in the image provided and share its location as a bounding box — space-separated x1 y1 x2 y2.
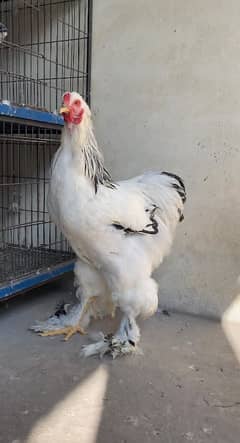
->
40 325 86 340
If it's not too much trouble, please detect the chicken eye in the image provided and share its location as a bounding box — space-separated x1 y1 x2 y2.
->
74 99 81 106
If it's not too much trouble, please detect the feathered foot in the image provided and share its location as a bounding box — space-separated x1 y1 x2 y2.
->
81 315 142 359
30 300 90 339
40 324 86 340
81 333 140 359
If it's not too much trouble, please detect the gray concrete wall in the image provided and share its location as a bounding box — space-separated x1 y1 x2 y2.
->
91 0 240 318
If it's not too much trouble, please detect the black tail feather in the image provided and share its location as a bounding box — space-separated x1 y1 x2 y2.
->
161 171 186 204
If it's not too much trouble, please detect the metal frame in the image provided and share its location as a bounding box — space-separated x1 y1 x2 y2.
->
0 0 92 301
0 0 92 111
0 102 64 126
86 0 93 106
0 260 75 301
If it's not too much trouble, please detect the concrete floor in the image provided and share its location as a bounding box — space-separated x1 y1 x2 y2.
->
0 277 240 443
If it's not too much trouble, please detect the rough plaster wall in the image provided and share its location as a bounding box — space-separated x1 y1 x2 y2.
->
91 0 240 318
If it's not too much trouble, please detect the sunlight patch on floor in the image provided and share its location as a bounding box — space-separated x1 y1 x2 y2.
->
26 365 109 443
222 293 240 365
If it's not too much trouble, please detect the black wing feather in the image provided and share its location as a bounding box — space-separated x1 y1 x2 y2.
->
112 206 159 236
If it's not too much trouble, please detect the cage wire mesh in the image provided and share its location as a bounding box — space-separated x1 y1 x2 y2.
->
0 0 91 110
0 0 92 291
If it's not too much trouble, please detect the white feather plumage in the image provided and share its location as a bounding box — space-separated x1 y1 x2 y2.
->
31 92 186 357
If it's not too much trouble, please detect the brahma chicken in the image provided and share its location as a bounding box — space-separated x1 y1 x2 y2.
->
30 91 186 358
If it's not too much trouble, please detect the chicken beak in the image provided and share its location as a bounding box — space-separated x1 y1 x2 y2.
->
59 106 70 115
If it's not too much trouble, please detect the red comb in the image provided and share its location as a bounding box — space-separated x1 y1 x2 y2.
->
63 92 71 105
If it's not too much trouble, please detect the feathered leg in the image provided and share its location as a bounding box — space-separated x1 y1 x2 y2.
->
30 260 114 340
30 297 91 339
81 314 141 358
81 277 158 358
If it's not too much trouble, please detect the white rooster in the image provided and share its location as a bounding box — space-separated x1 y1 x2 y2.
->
31 91 186 358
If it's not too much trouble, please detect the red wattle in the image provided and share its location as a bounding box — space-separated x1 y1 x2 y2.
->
63 107 84 125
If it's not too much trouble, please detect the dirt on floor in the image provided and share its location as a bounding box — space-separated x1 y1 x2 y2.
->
0 277 240 443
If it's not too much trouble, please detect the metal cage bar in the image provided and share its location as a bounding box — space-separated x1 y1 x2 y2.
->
0 0 92 299
0 0 92 112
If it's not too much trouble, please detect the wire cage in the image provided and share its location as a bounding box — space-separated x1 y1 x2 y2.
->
0 0 92 300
